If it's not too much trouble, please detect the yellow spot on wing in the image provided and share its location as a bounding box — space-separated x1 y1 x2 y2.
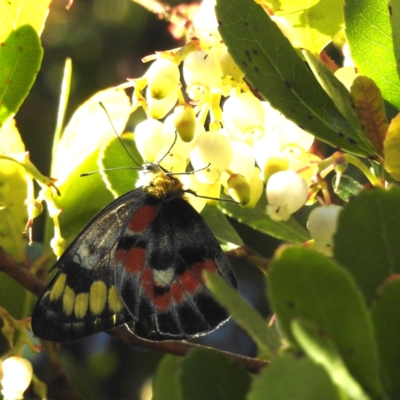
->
62 285 75 316
108 285 124 313
50 273 67 301
74 292 89 319
90 281 107 315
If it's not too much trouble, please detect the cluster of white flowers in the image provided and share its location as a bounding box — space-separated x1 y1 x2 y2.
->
127 0 342 254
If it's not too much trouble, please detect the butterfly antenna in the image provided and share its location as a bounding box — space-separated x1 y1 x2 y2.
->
99 101 141 168
80 166 140 177
157 131 178 165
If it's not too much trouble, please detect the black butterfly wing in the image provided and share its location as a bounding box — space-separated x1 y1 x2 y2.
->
114 194 237 341
31 189 145 342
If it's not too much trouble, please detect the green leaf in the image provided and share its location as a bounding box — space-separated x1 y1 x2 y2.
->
248 352 340 400
0 26 43 127
201 205 243 248
0 120 27 261
371 275 400 398
302 50 365 136
344 0 400 108
268 247 384 399
334 186 400 302
46 133 137 248
152 355 183 400
264 0 344 54
51 88 131 183
390 0 400 79
218 195 310 243
215 0 378 158
180 348 251 400
0 0 51 40
205 272 274 357
99 133 142 198
332 174 363 201
49 148 114 245
292 319 371 400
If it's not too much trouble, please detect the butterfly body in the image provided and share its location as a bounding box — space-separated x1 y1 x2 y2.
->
32 163 237 342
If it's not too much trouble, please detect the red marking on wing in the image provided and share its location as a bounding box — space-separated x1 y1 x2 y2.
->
128 204 158 233
123 247 146 273
141 266 154 300
115 249 127 263
155 292 170 312
171 282 184 304
192 259 218 282
178 269 200 294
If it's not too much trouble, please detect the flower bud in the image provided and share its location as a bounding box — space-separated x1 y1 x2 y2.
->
1 357 33 400
307 205 342 256
192 0 221 48
147 58 180 100
50 236 67 258
26 200 43 220
244 167 264 208
223 92 265 139
219 48 244 82
134 119 164 162
262 155 289 182
266 171 308 221
190 131 232 183
180 174 215 213
262 101 314 151
183 49 222 92
227 174 250 205
173 104 196 142
146 89 178 119
221 141 254 187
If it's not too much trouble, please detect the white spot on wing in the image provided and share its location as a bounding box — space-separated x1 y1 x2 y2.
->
153 268 175 287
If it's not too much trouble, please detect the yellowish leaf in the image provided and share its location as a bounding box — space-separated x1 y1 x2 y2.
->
0 0 51 42
52 88 131 184
0 119 27 261
350 76 388 156
384 113 400 181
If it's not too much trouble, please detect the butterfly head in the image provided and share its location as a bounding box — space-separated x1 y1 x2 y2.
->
137 162 184 199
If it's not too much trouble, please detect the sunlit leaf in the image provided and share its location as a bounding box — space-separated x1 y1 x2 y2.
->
263 0 344 54
0 119 27 261
0 26 43 126
384 113 400 181
180 348 251 400
292 319 370 400
0 0 51 40
52 88 131 184
344 0 400 108
268 246 383 399
248 352 340 400
152 355 183 400
371 275 400 398
334 186 400 302
206 272 272 356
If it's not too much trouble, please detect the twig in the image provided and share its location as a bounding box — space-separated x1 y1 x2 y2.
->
43 341 86 400
110 325 268 374
0 246 45 296
227 245 270 274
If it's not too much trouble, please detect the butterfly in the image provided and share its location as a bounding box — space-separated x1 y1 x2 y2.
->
31 161 238 342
